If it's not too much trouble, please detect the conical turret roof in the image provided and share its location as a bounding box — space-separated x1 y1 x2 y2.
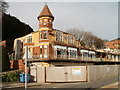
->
38 4 54 19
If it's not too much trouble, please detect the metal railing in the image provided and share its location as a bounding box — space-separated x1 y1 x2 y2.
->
50 55 120 62
11 53 119 62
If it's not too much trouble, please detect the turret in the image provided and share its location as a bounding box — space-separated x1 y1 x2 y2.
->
38 4 54 29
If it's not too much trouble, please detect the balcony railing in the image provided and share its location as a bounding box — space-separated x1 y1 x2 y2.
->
49 55 119 62
11 52 119 62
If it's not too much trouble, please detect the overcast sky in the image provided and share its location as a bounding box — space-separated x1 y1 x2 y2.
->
6 1 118 40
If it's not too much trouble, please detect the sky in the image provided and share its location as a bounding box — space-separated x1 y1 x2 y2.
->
5 1 118 40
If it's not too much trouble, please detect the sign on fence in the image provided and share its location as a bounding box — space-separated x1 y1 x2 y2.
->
72 68 81 75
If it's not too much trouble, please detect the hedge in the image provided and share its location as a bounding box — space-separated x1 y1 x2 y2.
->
2 70 23 82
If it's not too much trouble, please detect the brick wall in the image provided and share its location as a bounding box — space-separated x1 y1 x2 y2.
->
33 46 40 55
105 40 120 49
10 59 25 70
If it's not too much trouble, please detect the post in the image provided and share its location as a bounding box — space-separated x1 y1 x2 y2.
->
25 46 28 89
86 62 88 82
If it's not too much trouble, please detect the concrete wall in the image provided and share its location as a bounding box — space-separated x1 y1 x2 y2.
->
87 65 119 82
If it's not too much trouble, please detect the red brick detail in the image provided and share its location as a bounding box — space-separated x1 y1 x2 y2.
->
39 23 52 28
105 40 120 49
33 46 40 55
42 30 44 39
24 43 34 46
10 59 25 70
49 45 54 59
39 39 49 42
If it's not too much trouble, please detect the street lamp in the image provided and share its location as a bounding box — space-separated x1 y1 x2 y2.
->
25 46 28 89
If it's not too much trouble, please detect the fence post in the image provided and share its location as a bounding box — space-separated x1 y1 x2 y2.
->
44 67 47 83
86 62 88 82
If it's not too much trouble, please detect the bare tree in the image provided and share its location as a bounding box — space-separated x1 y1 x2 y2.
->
0 0 9 13
66 28 105 49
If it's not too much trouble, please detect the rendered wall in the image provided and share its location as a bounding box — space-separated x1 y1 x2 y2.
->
46 66 86 82
87 65 119 82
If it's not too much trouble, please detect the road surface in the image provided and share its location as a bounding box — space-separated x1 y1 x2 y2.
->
3 76 119 89
29 76 119 89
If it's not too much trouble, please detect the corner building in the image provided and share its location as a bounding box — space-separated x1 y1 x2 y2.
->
13 5 97 66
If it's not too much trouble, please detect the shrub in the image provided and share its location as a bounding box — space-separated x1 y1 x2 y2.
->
2 70 23 82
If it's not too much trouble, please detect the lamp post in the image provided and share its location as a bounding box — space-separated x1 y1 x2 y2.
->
25 46 28 89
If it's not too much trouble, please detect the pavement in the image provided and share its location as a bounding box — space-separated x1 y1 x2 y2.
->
1 82 49 89
1 76 119 89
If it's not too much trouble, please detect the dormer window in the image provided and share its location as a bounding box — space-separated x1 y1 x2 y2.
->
68 35 74 44
56 31 63 41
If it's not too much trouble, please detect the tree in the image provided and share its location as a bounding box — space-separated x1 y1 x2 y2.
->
1 0 33 71
2 13 33 54
0 0 9 13
66 28 105 49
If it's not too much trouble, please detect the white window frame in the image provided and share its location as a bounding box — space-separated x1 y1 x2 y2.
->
68 35 74 44
44 45 48 58
56 31 63 41
68 47 77 59
40 31 42 40
43 30 48 39
26 35 32 43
